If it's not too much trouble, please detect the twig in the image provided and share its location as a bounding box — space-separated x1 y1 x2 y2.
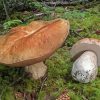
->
70 30 85 39
39 76 48 91
10 73 25 86
35 13 45 16
51 0 58 18
40 1 88 6
2 0 10 20
82 95 89 100
41 0 51 9
22 13 46 22
36 75 48 100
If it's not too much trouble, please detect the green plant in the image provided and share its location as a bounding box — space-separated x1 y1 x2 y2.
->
3 19 22 29
55 7 65 13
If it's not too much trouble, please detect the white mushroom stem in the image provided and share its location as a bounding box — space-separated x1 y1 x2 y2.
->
72 51 98 83
25 62 47 80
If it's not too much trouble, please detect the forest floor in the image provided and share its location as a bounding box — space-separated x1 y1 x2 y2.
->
0 1 100 100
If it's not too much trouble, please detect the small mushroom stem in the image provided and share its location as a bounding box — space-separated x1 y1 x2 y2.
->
25 62 47 80
72 51 98 83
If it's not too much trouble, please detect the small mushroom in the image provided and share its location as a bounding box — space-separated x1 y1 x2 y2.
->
70 38 100 83
0 19 70 79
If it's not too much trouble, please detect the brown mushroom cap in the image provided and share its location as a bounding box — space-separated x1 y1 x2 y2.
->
70 38 100 66
0 19 70 67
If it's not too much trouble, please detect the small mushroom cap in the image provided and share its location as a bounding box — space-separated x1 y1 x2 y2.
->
0 19 70 67
70 38 100 66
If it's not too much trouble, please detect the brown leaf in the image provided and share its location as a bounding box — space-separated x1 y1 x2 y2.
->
95 30 100 35
15 92 24 100
56 90 70 100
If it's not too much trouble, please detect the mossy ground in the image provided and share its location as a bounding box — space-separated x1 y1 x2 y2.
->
0 2 100 100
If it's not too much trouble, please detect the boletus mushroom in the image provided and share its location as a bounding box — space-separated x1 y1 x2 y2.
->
70 38 100 83
0 18 70 79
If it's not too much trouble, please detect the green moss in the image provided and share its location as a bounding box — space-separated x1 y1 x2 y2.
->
38 91 46 100
55 7 65 13
1 87 15 100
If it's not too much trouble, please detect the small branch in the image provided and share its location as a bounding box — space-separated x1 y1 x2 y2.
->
2 0 10 20
39 76 48 91
22 13 46 22
40 1 88 6
35 13 45 16
70 30 85 39
36 75 48 100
